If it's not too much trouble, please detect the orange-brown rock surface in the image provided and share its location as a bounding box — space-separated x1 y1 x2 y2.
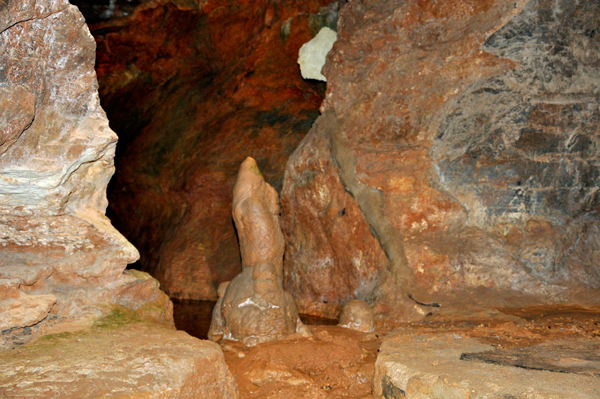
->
222 324 379 399
0 0 170 350
282 0 600 318
339 300 375 333
88 0 337 300
210 158 305 345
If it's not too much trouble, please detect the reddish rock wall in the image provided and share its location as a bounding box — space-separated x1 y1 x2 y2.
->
282 0 600 317
92 0 335 299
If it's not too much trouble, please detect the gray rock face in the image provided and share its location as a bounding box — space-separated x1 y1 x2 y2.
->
432 0 600 289
434 0 600 227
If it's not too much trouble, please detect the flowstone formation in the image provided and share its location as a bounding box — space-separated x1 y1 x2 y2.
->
209 158 308 346
282 0 600 319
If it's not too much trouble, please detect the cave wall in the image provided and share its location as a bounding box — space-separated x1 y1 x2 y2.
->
93 0 335 299
0 0 170 350
282 0 600 316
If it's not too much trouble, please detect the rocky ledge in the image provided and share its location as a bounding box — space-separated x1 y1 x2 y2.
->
0 307 239 399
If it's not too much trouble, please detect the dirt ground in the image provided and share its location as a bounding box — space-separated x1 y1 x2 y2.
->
219 305 600 399
222 324 379 399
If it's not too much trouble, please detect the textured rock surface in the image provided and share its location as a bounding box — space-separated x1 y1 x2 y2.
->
210 158 303 345
0 1 169 350
0 308 239 399
281 119 391 318
223 325 379 399
338 299 375 333
91 0 336 300
282 0 600 316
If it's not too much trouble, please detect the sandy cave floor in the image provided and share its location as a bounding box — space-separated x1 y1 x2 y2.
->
173 302 600 398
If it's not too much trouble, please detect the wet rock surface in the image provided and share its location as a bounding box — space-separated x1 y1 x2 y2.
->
210 158 304 345
282 0 600 317
92 0 333 300
0 308 239 399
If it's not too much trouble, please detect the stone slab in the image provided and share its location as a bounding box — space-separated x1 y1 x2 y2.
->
374 333 600 399
0 314 239 398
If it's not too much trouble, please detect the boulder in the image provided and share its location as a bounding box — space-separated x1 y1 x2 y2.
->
0 309 239 399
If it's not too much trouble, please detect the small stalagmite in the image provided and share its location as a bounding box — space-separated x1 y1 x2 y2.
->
338 299 375 333
209 157 309 345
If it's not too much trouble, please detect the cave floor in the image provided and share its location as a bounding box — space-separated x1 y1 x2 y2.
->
215 304 600 399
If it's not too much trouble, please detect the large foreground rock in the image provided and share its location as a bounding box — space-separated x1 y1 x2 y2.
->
374 333 600 399
0 308 239 398
0 0 168 350
282 0 600 316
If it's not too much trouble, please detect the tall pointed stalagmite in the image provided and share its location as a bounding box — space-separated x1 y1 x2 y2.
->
209 157 310 345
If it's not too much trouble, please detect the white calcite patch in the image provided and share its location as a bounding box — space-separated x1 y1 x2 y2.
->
298 27 337 82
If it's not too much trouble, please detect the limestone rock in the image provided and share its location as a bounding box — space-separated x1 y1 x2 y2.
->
0 311 240 399
0 286 56 331
0 1 169 350
374 333 600 399
281 0 600 317
112 269 175 326
0 0 68 33
338 299 375 333
208 281 230 342
210 158 304 346
298 27 338 81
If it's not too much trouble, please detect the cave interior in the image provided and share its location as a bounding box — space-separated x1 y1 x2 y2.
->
1 0 599 398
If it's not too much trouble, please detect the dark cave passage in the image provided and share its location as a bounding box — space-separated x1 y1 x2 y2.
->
75 0 331 302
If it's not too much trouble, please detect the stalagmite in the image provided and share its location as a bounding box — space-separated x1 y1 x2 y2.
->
338 299 375 333
209 157 309 345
